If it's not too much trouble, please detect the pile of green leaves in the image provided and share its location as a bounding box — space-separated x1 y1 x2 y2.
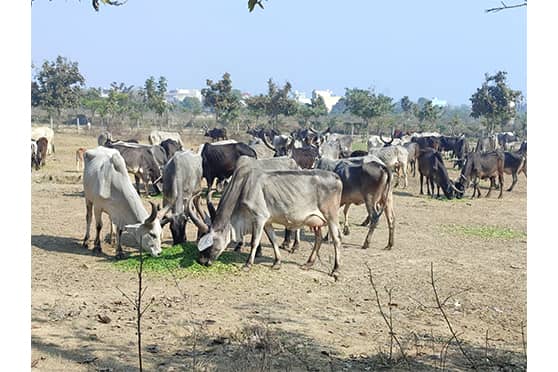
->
113 242 247 276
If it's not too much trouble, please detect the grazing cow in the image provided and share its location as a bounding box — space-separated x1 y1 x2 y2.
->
417 148 460 199
455 151 505 199
160 138 182 160
203 126 228 141
315 156 394 249
207 156 302 255
81 146 169 258
35 137 48 170
105 142 163 196
189 167 344 278
368 145 409 188
161 150 204 245
148 130 184 147
76 147 86 172
31 126 55 154
31 141 38 170
475 135 498 153
200 142 257 197
503 151 526 192
403 142 420 177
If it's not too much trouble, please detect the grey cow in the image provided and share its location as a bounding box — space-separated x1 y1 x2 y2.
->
189 167 344 278
81 146 169 258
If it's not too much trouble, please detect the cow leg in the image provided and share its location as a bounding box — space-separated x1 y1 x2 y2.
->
82 200 93 249
360 215 370 227
342 204 351 235
115 227 125 259
429 178 435 198
244 221 265 270
402 163 408 188
301 227 322 270
93 207 103 254
486 177 494 198
280 228 291 250
291 229 300 252
412 160 416 177
507 172 518 192
384 192 395 249
328 222 342 279
134 174 142 195
498 173 504 199
263 225 282 270
419 173 424 195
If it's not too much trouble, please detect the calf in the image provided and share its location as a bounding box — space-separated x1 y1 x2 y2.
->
455 151 505 199
76 147 86 172
35 137 48 170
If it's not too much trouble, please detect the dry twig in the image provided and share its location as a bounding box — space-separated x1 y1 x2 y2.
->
485 1 527 13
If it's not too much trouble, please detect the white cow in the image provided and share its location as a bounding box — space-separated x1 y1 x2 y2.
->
31 126 55 154
148 130 184 147
82 146 169 258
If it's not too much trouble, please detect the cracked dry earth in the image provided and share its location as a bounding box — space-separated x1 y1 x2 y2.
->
31 131 526 371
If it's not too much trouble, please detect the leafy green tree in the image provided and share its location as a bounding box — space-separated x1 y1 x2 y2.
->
342 88 393 134
33 55 85 127
256 78 298 128
244 95 267 127
80 88 105 124
470 71 522 134
413 99 442 131
181 96 202 115
202 72 242 127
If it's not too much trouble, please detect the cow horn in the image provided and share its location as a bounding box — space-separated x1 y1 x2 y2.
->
262 133 276 151
144 201 158 225
380 132 394 145
207 190 217 222
450 183 461 193
187 196 209 234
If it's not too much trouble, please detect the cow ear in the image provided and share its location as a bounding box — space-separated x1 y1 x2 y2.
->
198 233 214 252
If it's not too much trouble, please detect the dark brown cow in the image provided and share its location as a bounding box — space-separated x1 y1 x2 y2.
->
35 137 48 170
455 151 505 199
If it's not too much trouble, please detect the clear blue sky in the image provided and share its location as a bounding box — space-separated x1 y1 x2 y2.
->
31 0 526 105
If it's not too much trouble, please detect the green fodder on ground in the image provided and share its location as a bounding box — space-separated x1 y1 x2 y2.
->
351 140 368 152
113 242 247 276
442 224 526 240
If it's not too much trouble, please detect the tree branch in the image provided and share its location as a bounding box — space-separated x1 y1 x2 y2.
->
485 1 527 13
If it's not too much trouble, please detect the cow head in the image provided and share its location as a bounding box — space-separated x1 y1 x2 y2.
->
126 202 169 257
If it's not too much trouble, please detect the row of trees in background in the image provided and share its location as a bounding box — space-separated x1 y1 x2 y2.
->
31 55 526 137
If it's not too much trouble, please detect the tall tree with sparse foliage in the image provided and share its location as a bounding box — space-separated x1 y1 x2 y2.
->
413 99 442 131
33 55 85 128
143 76 168 127
257 78 298 128
470 71 522 134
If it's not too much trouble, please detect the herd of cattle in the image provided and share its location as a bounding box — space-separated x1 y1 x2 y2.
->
31 125 527 278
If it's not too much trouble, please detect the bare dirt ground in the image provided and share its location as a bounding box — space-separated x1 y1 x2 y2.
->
31 130 527 371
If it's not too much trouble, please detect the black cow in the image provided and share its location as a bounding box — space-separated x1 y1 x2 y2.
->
411 136 440 151
247 126 280 142
105 142 163 196
417 148 459 199
497 132 519 150
455 150 505 199
452 136 470 169
204 127 228 141
160 138 182 159
201 142 257 196
35 137 48 170
349 150 368 157
503 151 527 192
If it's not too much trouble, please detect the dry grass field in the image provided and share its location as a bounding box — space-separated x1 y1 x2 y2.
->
31 129 527 371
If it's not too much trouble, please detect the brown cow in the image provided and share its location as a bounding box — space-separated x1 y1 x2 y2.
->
35 137 48 170
76 147 87 172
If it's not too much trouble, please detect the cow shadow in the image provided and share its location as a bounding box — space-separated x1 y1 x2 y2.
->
31 234 113 260
393 190 416 197
62 191 84 197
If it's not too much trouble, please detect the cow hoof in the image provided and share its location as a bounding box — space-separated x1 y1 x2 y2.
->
280 243 290 251
242 264 252 272
383 245 393 250
115 252 125 260
361 243 369 250
343 226 350 236
331 270 340 281
271 262 282 270
290 243 299 253
93 246 102 255
300 263 313 271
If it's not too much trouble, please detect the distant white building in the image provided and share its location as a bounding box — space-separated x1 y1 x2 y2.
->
166 88 203 104
293 90 312 105
313 89 342 113
431 97 448 107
